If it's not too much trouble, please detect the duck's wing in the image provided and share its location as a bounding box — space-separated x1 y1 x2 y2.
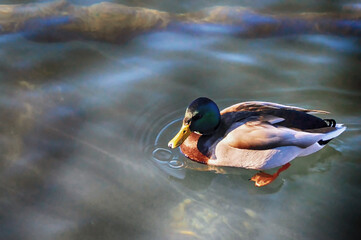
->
209 115 346 169
221 116 337 150
221 101 329 115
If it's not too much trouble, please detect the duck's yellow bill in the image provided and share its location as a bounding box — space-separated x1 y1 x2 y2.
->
168 124 191 149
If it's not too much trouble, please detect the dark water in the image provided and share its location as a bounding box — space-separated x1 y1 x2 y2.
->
1 1 361 239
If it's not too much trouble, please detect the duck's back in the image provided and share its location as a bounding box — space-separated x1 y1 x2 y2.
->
221 101 329 130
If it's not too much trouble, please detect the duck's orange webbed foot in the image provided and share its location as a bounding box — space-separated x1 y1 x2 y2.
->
250 172 276 187
250 163 291 187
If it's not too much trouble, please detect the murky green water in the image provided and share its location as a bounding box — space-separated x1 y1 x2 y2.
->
1 1 361 239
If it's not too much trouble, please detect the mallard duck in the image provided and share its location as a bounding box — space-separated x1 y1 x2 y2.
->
168 97 346 187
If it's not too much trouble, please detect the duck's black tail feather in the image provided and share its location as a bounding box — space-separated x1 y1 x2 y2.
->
324 119 336 127
318 118 339 145
318 139 333 145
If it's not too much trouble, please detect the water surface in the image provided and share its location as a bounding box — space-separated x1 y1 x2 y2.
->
1 1 361 239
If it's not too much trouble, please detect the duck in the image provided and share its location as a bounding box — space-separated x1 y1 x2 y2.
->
168 97 346 187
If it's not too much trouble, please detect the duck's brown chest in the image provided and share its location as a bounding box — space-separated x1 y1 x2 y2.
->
180 133 209 164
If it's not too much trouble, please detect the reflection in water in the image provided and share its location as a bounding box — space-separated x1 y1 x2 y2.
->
1 1 361 240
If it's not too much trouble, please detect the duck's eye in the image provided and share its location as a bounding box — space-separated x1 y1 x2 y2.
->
193 114 202 121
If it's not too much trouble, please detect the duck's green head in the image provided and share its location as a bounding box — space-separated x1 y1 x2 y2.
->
168 97 221 148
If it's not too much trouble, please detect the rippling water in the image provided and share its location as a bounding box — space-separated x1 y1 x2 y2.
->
1 1 361 239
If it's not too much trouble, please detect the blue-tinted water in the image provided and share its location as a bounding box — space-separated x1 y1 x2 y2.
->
0 1 360 239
